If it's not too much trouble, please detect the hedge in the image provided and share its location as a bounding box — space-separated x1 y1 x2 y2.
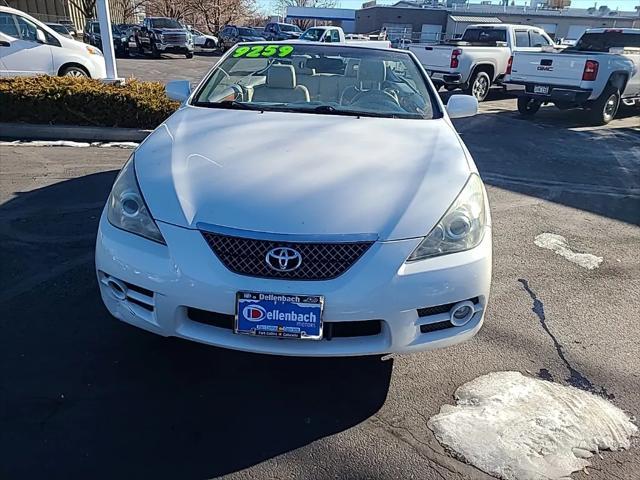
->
0 76 180 129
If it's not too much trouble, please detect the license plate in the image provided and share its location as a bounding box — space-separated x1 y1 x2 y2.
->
235 292 324 340
533 85 550 94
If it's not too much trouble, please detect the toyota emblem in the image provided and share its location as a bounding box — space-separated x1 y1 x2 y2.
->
265 247 302 272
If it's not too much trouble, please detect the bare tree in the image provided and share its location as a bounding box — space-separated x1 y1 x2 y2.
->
115 0 149 23
189 0 259 33
145 0 195 20
68 0 97 19
273 0 338 30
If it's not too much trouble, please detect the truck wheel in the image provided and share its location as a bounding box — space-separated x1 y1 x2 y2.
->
151 42 161 58
465 71 491 102
517 96 541 116
185 52 194 59
587 85 620 125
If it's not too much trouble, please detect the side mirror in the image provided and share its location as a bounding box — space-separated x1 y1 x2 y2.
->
446 95 478 119
166 80 191 102
36 29 46 43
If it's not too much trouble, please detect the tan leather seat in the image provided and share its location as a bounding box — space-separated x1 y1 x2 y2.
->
340 59 386 105
252 65 310 104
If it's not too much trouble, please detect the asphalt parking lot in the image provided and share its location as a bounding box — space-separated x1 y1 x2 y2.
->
1 55 639 479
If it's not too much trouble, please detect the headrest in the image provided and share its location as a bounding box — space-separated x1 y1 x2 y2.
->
306 57 344 74
292 55 316 75
344 59 359 77
267 64 297 89
358 59 386 84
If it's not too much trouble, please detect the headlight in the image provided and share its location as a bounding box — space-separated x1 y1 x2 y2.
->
121 36 128 43
407 174 486 261
85 45 103 56
107 156 166 244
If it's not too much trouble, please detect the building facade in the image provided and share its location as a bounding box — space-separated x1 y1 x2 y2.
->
6 0 131 32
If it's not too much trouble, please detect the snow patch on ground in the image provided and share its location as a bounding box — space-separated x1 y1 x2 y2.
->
428 371 637 480
534 233 603 270
0 140 138 149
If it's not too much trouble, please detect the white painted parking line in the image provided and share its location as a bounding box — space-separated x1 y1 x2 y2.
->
534 233 603 270
428 371 637 480
0 141 138 149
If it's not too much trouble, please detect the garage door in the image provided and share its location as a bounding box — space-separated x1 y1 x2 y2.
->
420 24 442 43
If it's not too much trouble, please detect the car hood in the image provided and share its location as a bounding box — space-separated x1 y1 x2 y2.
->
135 107 473 241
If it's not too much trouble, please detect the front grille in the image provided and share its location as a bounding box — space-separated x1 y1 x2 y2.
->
163 33 186 43
200 232 373 280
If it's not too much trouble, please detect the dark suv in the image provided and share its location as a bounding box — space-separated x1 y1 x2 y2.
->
83 20 129 57
218 25 265 52
263 22 302 41
135 17 193 58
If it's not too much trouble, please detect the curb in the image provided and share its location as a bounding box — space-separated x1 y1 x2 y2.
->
0 123 152 142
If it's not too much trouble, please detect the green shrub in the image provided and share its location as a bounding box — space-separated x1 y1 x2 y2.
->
0 76 180 129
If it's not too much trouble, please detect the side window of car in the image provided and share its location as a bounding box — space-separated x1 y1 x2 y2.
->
330 29 340 43
514 30 530 48
0 12 20 38
530 31 550 47
15 15 39 42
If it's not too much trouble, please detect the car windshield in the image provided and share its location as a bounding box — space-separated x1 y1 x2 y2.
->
192 43 438 120
300 28 324 41
238 27 258 36
461 28 507 43
565 32 640 52
280 24 301 33
150 18 182 29
48 24 69 34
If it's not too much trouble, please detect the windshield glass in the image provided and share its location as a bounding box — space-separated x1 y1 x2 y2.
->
280 24 301 33
48 24 69 34
566 32 640 52
238 27 259 36
192 43 438 120
300 28 324 41
461 28 507 43
150 18 182 29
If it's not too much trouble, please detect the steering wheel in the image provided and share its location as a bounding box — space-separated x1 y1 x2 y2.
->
349 89 402 111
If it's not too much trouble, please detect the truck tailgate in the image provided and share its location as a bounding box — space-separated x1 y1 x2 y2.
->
408 45 453 70
510 51 587 86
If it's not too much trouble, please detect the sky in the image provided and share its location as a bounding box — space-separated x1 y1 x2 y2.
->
261 0 640 15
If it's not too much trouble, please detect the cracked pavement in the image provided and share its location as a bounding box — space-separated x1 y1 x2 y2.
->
0 88 639 479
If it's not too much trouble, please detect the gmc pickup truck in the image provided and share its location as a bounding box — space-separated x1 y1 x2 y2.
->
135 17 194 58
408 24 554 101
506 28 640 124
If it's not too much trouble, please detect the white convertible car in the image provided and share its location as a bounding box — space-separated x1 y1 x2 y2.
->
96 42 492 356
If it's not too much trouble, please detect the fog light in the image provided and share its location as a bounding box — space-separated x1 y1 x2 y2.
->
106 277 128 301
450 301 475 326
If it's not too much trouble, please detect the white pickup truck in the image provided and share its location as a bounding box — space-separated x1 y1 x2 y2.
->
299 26 391 49
408 24 555 101
506 28 640 124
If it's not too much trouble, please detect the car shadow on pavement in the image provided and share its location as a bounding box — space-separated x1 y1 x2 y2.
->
451 107 640 226
0 171 392 479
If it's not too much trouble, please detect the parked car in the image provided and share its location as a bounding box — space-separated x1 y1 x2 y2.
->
135 17 193 58
45 22 73 39
299 26 391 48
57 19 77 37
408 24 555 101
83 20 130 57
188 26 218 49
96 41 491 357
0 6 106 78
218 25 264 51
250 26 266 38
507 28 640 124
263 22 302 41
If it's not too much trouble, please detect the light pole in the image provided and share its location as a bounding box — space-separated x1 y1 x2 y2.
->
96 0 122 82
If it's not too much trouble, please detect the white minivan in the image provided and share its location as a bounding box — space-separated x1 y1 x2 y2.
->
0 6 106 78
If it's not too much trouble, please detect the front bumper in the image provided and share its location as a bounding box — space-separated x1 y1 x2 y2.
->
157 42 193 53
96 213 492 357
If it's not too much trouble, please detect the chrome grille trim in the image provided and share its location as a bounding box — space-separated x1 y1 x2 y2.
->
200 230 374 280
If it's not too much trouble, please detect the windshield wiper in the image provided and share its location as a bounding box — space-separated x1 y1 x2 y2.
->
193 100 262 111
308 105 400 118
